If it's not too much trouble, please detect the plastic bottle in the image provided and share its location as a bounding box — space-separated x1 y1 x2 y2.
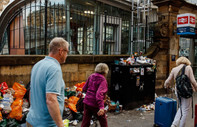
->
115 100 119 113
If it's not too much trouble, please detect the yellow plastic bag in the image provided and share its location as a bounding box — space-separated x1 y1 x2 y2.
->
63 119 69 127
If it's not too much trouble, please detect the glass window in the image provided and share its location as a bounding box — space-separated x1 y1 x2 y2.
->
0 31 9 55
179 37 190 58
49 0 64 5
103 25 114 41
121 20 130 54
77 27 83 54
0 0 135 55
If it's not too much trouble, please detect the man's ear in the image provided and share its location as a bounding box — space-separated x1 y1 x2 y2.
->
58 49 62 56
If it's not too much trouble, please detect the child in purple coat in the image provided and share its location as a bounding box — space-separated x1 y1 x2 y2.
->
81 63 109 127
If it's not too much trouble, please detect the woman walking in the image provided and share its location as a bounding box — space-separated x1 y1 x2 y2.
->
81 63 109 127
164 57 197 127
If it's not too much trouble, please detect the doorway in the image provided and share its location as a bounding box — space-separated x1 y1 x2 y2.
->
179 37 197 79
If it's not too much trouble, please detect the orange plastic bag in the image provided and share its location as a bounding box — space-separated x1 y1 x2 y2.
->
75 82 85 88
0 112 2 121
76 87 82 92
68 103 77 112
8 98 23 120
11 98 23 108
68 96 79 105
75 82 85 92
8 106 23 120
12 82 26 99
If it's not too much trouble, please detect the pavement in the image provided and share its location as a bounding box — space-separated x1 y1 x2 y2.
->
75 92 197 127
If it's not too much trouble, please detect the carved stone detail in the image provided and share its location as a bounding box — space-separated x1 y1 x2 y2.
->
159 22 169 37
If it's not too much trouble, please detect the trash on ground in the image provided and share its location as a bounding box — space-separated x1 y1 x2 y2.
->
136 103 155 112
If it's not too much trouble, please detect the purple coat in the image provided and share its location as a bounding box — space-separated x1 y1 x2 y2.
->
83 73 108 109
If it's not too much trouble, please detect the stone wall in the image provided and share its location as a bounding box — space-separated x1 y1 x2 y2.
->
0 64 96 88
0 55 129 88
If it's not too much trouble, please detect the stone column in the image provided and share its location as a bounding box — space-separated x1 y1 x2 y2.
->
152 0 181 88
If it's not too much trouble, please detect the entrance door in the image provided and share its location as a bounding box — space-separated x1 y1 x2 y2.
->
193 39 197 79
179 37 197 79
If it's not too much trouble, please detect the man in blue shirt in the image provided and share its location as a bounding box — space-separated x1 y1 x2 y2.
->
26 37 69 127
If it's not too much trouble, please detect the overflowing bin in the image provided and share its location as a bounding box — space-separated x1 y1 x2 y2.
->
110 64 156 109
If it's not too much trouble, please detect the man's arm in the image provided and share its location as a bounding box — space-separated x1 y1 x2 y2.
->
46 93 64 127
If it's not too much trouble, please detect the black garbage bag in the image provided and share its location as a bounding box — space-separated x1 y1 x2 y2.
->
71 111 83 121
7 119 20 127
63 108 73 120
0 119 7 127
16 111 29 124
76 98 84 112
65 91 76 98
23 82 30 104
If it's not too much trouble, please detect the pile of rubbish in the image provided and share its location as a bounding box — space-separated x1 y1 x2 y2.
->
0 81 123 127
63 82 123 126
63 82 85 126
0 82 29 127
116 52 156 67
136 103 155 112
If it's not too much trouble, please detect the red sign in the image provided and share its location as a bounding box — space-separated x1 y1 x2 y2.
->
178 16 188 25
190 16 195 24
177 13 196 28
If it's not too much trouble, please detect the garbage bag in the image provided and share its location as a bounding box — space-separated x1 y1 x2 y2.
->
16 111 28 124
7 119 19 127
12 82 26 99
63 119 69 127
63 108 73 120
0 82 8 95
23 82 30 103
68 103 77 113
8 106 23 121
75 82 85 92
0 112 2 121
64 91 76 98
76 98 84 112
0 119 7 127
11 99 23 108
68 96 79 105
75 82 85 88
72 111 83 121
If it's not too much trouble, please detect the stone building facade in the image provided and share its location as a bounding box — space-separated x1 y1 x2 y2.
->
152 0 197 88
2 0 197 92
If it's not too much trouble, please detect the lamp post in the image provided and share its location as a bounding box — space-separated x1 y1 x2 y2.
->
44 0 48 54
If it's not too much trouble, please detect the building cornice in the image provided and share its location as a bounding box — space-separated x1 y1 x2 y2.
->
152 0 197 9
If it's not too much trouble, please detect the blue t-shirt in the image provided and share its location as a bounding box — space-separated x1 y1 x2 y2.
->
26 56 65 127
